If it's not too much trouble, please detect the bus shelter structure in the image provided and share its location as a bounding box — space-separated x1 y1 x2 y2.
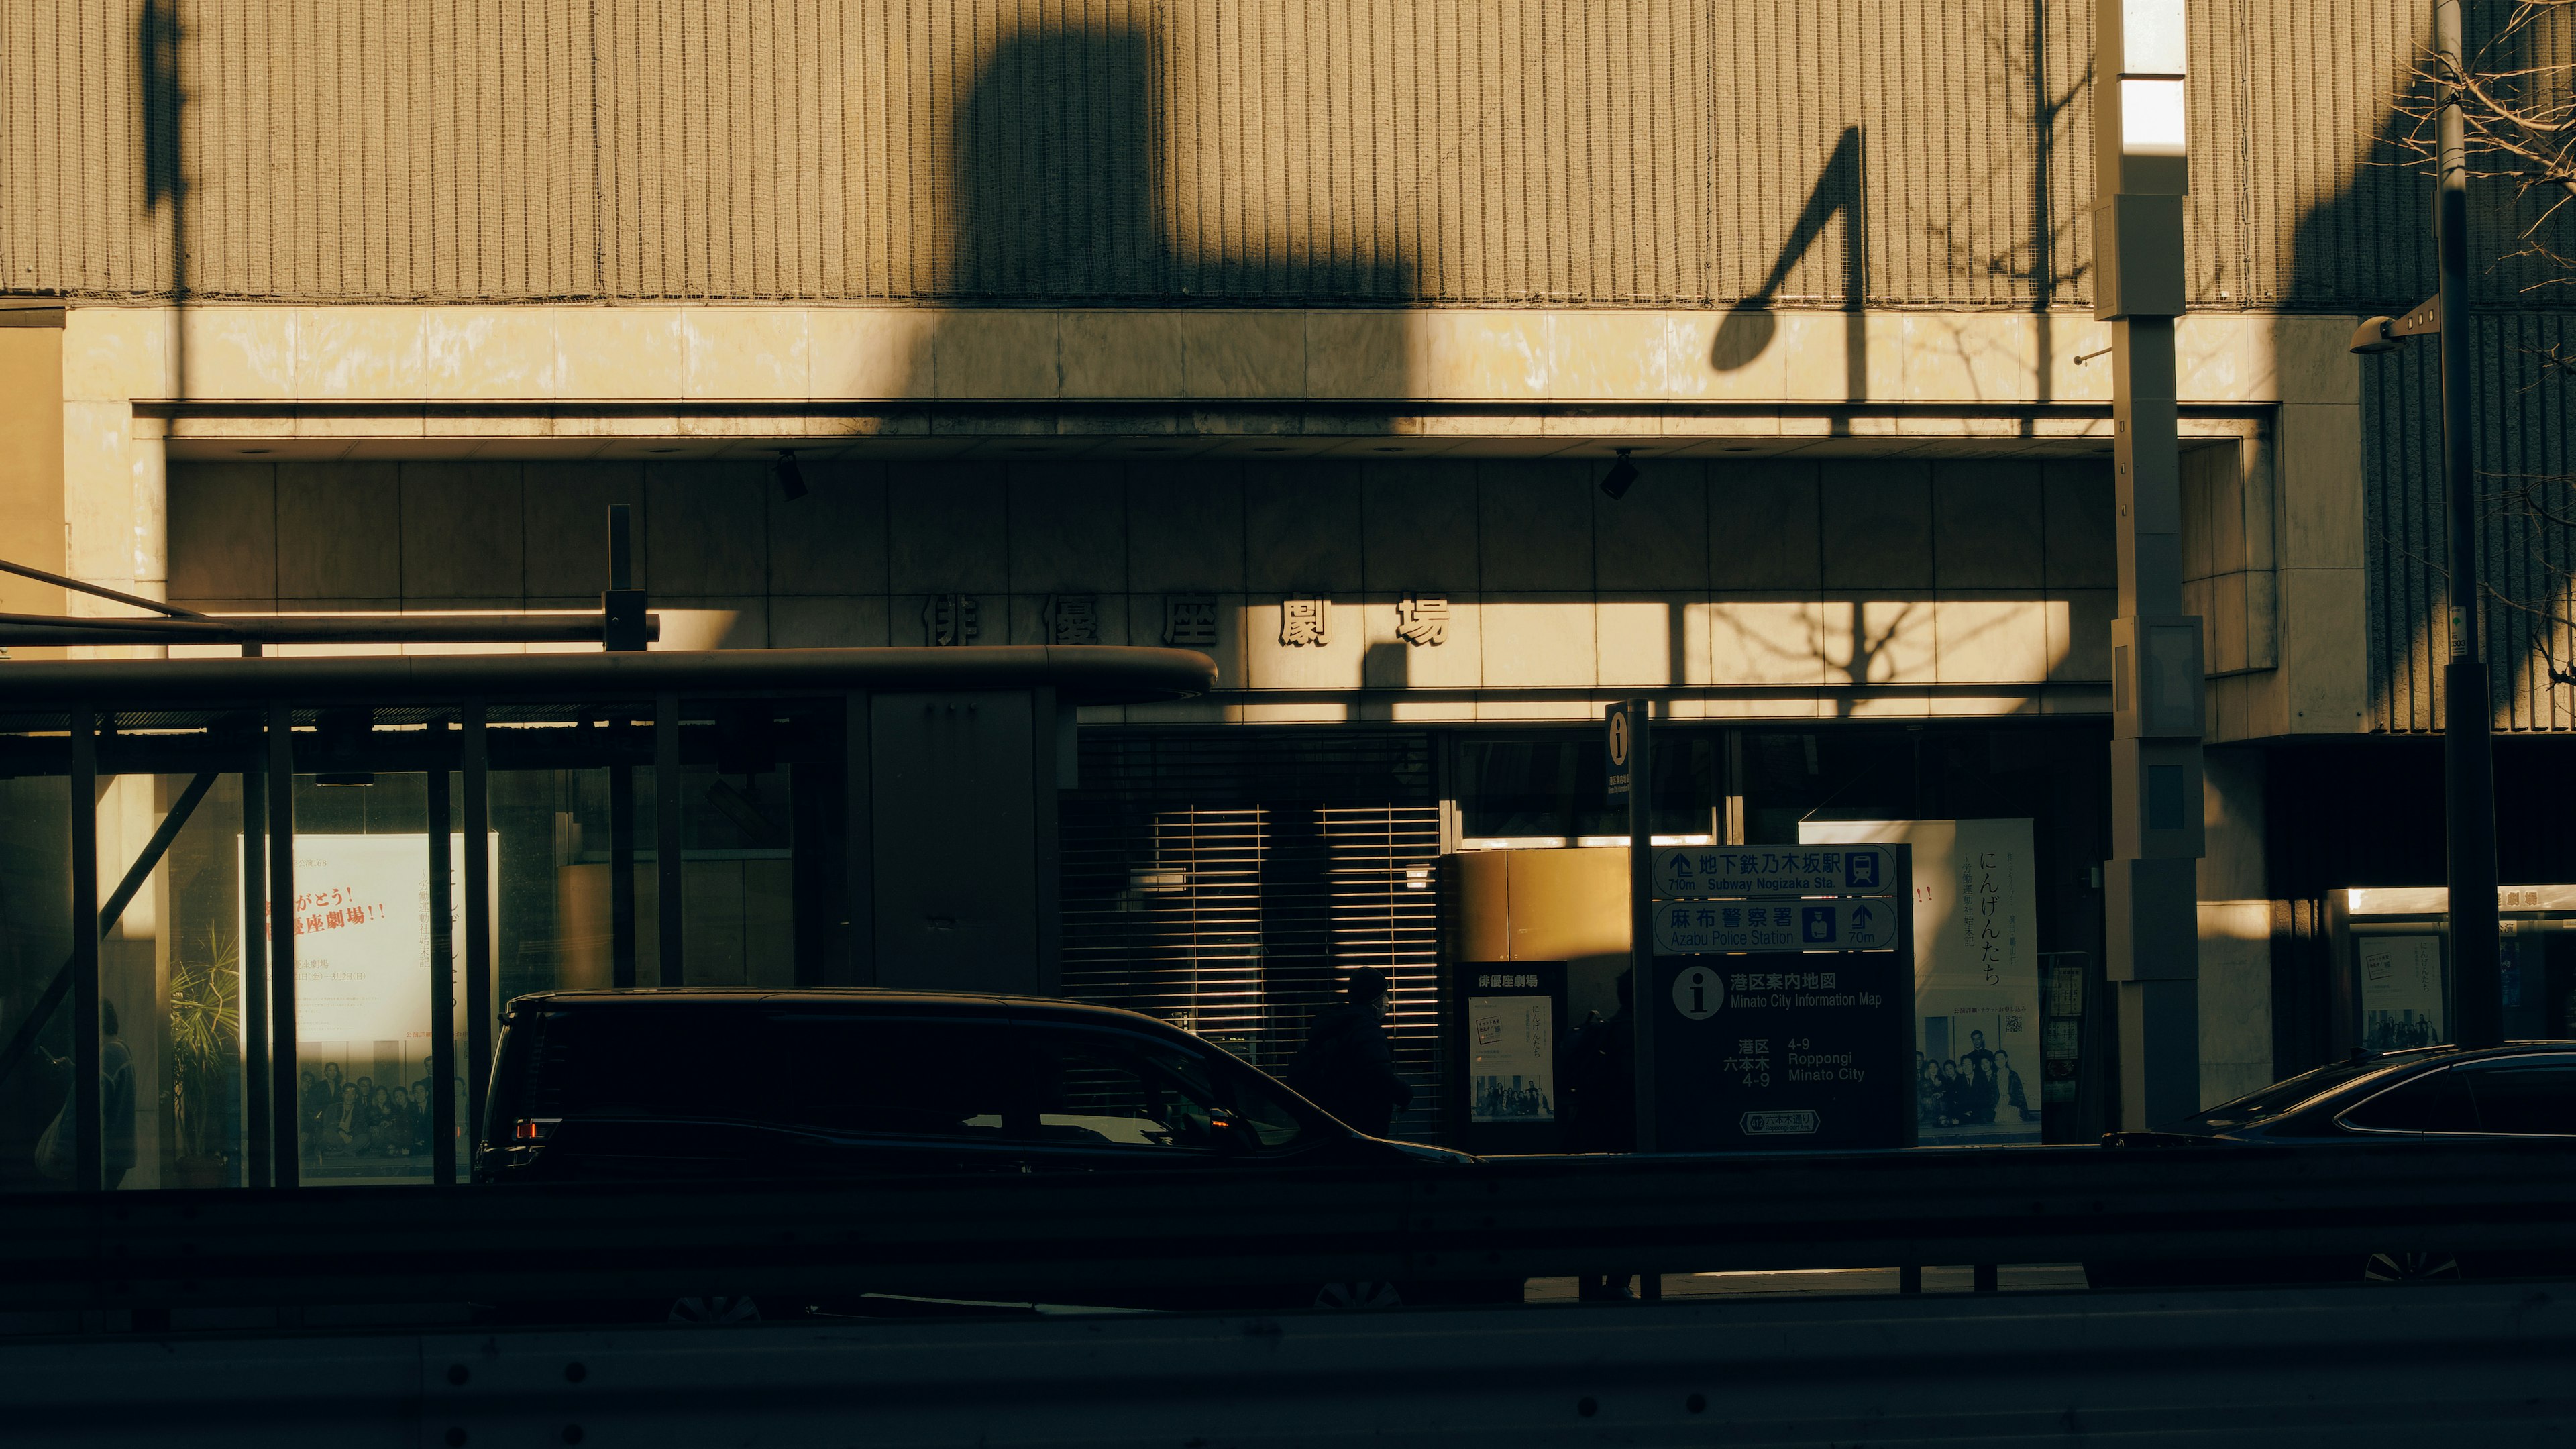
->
0 647 1212 1195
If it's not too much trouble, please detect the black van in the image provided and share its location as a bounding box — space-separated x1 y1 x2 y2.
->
478 989 1470 1184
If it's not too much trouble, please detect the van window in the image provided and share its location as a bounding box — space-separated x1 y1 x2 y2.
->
1022 1028 1309 1152
523 1009 1031 1140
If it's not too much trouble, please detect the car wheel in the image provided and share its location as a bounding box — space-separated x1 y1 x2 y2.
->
1310 1281 1405 1311
668 1295 763 1324
2363 1252 2462 1283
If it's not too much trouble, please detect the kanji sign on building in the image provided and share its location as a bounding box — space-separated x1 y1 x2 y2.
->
1279 595 1330 646
923 594 979 646
1046 594 1101 645
1393 594 1448 646
1162 593 1218 647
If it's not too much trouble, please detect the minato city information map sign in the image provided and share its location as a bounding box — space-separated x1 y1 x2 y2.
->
1648 845 1913 1151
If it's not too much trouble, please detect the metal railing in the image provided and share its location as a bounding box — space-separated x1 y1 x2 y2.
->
4 1139 2569 1313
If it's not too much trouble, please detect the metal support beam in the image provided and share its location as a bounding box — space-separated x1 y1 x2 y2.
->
426 744 457 1187
266 705 299 1187
69 706 100 1193
655 694 684 987
0 610 658 649
462 704 493 1144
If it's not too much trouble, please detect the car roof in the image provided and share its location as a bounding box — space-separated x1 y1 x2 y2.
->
2365 1041 2576 1067
503 987 1177 1031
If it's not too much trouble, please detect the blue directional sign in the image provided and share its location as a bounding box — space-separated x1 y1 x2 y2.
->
1652 898 1898 955
1652 845 1895 900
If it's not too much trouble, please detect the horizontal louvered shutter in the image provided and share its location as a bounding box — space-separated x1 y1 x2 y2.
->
1059 730 1445 1136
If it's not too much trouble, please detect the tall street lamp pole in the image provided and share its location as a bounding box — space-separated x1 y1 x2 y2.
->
2358 1 2502 1048
2433 0 2502 1050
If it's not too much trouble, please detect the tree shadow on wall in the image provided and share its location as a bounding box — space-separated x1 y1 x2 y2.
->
2292 7 2576 734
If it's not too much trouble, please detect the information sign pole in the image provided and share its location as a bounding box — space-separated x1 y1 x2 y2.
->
1610 699 1657 1152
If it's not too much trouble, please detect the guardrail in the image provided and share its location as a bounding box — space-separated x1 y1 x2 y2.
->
13 1283 2576 1448
6 1142 2573 1313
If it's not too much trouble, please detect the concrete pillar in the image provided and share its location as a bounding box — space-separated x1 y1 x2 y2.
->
58 307 171 659
2093 0 2206 1130
0 304 67 657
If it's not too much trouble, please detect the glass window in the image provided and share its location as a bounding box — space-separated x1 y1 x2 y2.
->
285 765 448 1184
1456 735 1714 846
523 1010 1029 1141
2461 1059 2576 1136
0 762 73 1194
1742 731 1921 844
1023 1029 1309 1152
2341 1068 2479 1134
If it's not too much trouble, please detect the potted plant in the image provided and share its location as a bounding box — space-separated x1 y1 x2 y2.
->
167 930 239 1187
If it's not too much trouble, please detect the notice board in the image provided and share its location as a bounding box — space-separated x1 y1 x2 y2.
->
1448 960 1568 1154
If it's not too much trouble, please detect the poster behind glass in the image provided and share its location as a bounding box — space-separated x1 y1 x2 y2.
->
1804 818 2042 1144
245 833 495 1183
2358 934 2445 1051
1448 961 1568 1152
1469 994 1556 1123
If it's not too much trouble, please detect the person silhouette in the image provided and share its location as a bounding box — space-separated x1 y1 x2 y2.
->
1288 968 1414 1138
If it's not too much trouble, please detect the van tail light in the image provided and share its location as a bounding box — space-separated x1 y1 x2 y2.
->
511 1117 561 1143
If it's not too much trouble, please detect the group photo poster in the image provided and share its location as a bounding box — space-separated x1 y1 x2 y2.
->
2357 934 2445 1051
1803 818 2041 1144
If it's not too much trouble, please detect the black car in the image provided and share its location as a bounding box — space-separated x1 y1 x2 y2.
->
2089 1041 2576 1285
474 989 1494 1316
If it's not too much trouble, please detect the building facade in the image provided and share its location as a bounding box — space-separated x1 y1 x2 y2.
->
1 0 2572 1173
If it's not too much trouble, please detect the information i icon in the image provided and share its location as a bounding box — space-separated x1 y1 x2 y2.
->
1672 965 1723 1020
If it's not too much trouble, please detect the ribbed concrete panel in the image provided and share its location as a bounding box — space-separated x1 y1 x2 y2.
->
2364 313 2576 735
0 0 2566 307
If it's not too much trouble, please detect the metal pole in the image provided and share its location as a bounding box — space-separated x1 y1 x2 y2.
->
70 706 101 1193
843 691 875 987
1627 700 1656 1155
609 730 637 989
266 705 299 1187
2434 0 2502 1049
240 737 270 1185
425 742 456 1185
462 704 494 1144
655 693 684 986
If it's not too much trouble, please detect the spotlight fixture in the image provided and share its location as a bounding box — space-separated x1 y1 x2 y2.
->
773 449 808 502
1598 448 1640 500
